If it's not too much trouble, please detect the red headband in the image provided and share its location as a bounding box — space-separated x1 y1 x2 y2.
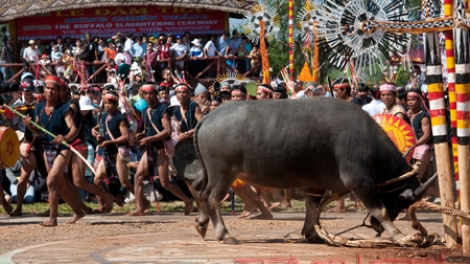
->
175 84 189 92
333 83 349 89
380 84 397 92
257 86 273 94
105 93 119 102
45 75 63 87
33 94 45 99
141 84 157 92
407 91 421 98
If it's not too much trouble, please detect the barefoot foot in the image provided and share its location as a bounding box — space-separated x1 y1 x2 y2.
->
250 213 273 220
2 202 13 215
126 210 146 216
40 217 58 227
238 210 252 219
9 207 22 217
104 194 114 213
66 212 86 224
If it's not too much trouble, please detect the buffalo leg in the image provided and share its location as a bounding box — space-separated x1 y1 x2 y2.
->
347 181 404 241
204 169 239 244
192 173 211 239
302 192 324 243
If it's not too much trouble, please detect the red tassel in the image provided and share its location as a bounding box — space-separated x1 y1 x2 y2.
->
4 107 14 120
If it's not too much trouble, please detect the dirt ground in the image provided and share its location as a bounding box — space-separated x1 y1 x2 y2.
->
0 210 466 263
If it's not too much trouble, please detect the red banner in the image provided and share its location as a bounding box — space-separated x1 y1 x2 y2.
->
17 6 228 40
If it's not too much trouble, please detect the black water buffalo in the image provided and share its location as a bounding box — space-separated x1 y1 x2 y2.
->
190 97 433 244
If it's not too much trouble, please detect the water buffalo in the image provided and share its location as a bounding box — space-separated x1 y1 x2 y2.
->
189 97 434 244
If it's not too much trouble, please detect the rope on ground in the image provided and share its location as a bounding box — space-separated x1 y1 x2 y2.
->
284 195 447 248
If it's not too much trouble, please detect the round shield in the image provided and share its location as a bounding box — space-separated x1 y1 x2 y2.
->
0 126 20 169
373 114 416 162
170 139 203 181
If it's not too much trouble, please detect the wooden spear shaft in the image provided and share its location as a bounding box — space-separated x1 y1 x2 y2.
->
454 0 470 253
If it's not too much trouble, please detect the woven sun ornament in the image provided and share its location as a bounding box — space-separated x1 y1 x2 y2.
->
296 0 321 48
315 0 412 72
216 72 246 86
242 4 281 44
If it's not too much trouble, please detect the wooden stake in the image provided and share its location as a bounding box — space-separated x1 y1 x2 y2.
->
425 31 459 248
454 0 470 253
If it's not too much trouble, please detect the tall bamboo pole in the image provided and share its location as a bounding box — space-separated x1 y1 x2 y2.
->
259 21 270 84
444 0 459 207
454 0 470 253
288 0 295 85
424 0 459 248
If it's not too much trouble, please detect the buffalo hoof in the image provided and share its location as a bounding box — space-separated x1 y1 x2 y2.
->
195 223 208 239
305 235 325 244
222 237 240 245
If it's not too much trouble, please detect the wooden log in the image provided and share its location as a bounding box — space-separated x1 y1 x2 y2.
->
425 30 459 248
7 68 24 83
454 0 470 253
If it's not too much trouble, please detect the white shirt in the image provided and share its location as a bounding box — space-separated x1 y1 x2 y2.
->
12 98 25 132
23 47 41 62
171 43 187 58
362 99 386 117
124 38 134 56
204 40 217 57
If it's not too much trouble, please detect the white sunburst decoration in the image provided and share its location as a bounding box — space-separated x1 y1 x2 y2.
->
216 72 246 86
242 4 281 44
296 0 321 47
315 0 412 72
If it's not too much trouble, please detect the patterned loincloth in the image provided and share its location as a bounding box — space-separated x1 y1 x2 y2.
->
94 147 118 179
145 144 162 178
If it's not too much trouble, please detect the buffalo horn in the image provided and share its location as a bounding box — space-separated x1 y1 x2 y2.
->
413 173 438 199
402 146 414 160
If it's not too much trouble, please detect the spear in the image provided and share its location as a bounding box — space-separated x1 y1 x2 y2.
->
4 104 96 175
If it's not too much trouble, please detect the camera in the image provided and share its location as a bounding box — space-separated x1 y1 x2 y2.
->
213 81 221 90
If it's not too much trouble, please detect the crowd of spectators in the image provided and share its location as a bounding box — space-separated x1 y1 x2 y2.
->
0 30 261 84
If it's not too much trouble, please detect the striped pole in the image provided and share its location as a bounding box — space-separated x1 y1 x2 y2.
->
444 0 459 209
424 0 459 247
454 0 470 253
288 0 295 85
259 20 270 84
313 22 319 82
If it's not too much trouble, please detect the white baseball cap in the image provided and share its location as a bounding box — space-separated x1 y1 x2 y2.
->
79 96 96 111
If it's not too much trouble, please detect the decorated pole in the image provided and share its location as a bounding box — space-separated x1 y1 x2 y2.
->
259 20 270 84
288 0 295 85
454 0 470 253
444 0 460 213
424 7 459 247
4 105 96 175
312 23 319 82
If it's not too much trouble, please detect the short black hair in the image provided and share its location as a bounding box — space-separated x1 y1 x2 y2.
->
370 84 380 99
357 83 369 92
219 91 231 101
231 84 246 94
9 82 19 92
398 88 407 100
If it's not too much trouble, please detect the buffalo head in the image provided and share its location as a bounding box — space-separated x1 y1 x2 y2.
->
370 173 437 237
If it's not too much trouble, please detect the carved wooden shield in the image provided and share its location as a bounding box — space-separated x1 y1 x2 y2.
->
373 114 416 162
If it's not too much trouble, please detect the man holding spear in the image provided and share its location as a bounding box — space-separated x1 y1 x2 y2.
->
23 75 85 226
